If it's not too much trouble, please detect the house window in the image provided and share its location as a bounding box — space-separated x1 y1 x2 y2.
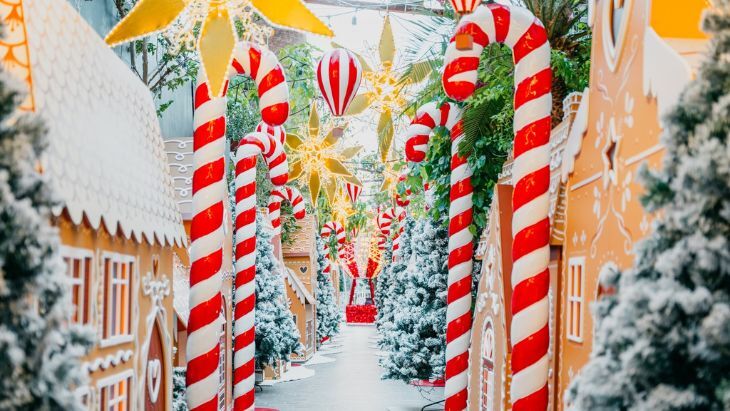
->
98 370 132 411
102 253 135 346
480 319 495 411
306 319 314 351
61 247 93 325
567 257 586 342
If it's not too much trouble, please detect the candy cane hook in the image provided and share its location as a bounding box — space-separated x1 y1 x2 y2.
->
268 186 306 236
188 41 289 411
405 101 473 410
444 4 552 410
233 132 288 411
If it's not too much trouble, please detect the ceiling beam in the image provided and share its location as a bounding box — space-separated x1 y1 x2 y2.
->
303 0 445 16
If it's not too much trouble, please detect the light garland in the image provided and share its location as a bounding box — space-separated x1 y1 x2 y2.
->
164 0 274 55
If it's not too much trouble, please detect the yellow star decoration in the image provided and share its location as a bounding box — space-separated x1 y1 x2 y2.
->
331 186 355 225
286 103 363 207
343 15 431 161
105 0 333 98
379 160 400 195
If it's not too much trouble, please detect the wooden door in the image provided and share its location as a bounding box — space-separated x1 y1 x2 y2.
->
145 321 166 411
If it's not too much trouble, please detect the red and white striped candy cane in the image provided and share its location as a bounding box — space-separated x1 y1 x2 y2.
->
268 186 306 236
256 121 286 145
187 77 226 411
233 132 288 411
405 102 473 410
394 174 411 208
391 207 407 262
188 41 289 411
443 4 552 410
320 221 346 278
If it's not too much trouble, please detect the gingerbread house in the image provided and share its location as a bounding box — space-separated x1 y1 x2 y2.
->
468 92 576 410
555 0 707 406
467 0 710 409
2 0 190 409
282 214 319 361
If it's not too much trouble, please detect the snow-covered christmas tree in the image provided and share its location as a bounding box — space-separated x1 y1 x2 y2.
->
376 216 414 332
172 367 188 411
0 73 92 408
315 234 342 340
379 218 448 382
567 2 730 409
373 236 393 312
253 214 301 369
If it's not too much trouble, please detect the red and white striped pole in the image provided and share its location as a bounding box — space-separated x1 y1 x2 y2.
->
268 186 306 236
443 4 552 410
187 76 226 411
189 41 289 411
405 102 473 410
233 132 288 410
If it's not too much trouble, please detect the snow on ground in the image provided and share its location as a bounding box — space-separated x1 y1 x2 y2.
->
256 324 443 410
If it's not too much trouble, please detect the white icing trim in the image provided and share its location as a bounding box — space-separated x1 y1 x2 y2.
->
561 88 590 182
642 27 693 125
82 349 134 373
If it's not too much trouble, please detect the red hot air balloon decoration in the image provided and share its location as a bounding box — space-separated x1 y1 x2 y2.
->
317 48 363 117
346 182 362 204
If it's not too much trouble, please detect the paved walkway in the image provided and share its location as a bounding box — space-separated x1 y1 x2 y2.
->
256 324 444 411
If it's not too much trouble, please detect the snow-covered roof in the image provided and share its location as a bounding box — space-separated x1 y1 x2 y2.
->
285 268 316 306
24 0 186 247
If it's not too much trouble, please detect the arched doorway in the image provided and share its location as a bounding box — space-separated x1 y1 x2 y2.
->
480 319 495 411
145 321 166 410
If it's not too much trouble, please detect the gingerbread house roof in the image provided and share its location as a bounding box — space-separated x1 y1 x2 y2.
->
285 267 316 305
20 0 186 247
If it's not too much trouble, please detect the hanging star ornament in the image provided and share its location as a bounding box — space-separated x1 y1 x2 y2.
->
105 0 333 98
331 186 356 225
286 103 363 207
343 15 431 161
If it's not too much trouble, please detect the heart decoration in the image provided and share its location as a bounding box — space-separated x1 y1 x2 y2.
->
299 266 308 274
147 358 162 403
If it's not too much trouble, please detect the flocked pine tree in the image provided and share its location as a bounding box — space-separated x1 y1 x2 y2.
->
376 216 414 333
0 73 92 408
315 234 342 340
567 2 730 409
172 367 188 411
374 236 393 315
380 218 448 382
253 214 301 369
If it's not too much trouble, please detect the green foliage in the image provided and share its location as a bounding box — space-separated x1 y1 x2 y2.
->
111 0 198 115
401 1 592 236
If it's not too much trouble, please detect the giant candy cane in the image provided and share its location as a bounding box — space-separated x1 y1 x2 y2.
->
320 221 346 276
233 132 288 410
268 186 306 236
189 41 289 411
405 102 473 410
443 4 552 410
